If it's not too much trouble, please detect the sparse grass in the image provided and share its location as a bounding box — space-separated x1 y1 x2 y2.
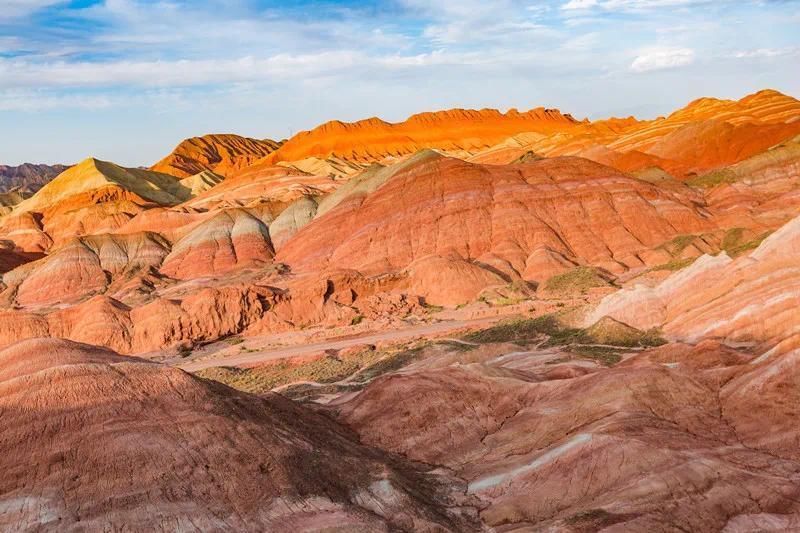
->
721 227 745 251
353 345 427 383
569 345 625 366
566 508 617 526
544 356 572 365
224 337 244 346
463 314 568 345
350 314 364 326
435 339 478 352
491 296 524 307
586 318 667 347
687 169 737 188
462 313 664 367
542 267 610 296
721 228 772 258
196 344 427 394
648 257 697 272
660 234 697 255
177 345 193 358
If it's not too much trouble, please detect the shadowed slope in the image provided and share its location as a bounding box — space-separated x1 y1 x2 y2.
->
0 338 480 531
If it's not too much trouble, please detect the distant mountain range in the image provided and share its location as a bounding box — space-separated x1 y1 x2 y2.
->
0 163 70 193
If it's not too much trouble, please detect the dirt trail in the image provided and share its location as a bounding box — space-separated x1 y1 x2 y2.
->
178 316 503 372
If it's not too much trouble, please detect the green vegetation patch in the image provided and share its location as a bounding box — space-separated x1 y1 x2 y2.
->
687 169 738 188
585 317 667 347
435 339 478 352
542 267 611 296
648 257 697 272
353 345 428 383
462 314 666 367
659 234 697 255
463 314 568 345
721 228 772 258
568 345 625 366
196 344 427 395
566 508 633 531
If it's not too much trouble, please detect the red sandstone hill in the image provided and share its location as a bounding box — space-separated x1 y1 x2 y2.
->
587 213 800 357
0 338 479 531
260 107 581 165
152 134 281 178
277 152 712 281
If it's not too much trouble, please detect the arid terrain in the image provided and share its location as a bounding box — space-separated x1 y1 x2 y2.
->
2 89 800 531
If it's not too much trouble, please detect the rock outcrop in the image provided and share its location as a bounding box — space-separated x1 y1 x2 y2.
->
3 232 170 307
160 209 274 280
586 214 800 354
152 134 281 178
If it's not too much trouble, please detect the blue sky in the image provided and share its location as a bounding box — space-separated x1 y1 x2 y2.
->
1 0 798 166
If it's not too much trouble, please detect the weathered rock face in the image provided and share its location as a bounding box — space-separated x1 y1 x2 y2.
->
0 339 480 531
129 286 277 352
267 195 319 250
184 163 336 212
0 241 33 274
178 169 225 195
151 134 281 178
605 89 800 155
332 338 800 530
112 207 210 243
587 214 800 354
278 153 712 283
160 209 274 280
0 190 26 216
4 232 170 307
0 212 53 253
699 134 800 229
400 254 508 307
261 107 580 165
0 284 279 354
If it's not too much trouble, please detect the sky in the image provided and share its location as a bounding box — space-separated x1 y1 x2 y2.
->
0 0 798 166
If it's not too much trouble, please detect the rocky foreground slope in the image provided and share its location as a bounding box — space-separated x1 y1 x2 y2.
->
0 338 480 531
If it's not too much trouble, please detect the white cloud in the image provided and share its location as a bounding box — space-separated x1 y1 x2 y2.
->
0 0 62 19
0 49 506 92
630 47 695 72
0 90 113 111
562 0 598 9
734 47 799 58
563 0 714 11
